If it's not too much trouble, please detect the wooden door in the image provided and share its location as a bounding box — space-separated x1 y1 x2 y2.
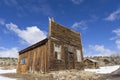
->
64 47 75 69
68 52 75 69
64 47 69 69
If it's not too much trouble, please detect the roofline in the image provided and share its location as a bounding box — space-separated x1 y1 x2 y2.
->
85 58 98 63
19 19 81 54
52 21 80 35
19 38 48 54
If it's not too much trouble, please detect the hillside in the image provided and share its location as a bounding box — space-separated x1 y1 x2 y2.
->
0 57 17 68
85 55 120 67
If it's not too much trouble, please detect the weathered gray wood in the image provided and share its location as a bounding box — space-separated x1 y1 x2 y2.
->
17 19 84 74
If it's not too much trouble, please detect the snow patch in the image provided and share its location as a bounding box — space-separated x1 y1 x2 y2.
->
0 68 16 80
0 69 16 74
85 65 120 74
0 76 16 80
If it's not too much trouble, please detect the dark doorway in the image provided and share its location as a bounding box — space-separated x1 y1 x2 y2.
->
64 47 69 69
64 47 75 69
68 52 75 69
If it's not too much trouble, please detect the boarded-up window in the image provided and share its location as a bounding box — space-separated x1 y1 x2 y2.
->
76 50 81 62
68 46 73 53
20 58 26 64
54 44 61 60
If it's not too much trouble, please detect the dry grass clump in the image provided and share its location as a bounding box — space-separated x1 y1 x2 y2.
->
1 69 102 80
0 65 16 70
49 69 101 80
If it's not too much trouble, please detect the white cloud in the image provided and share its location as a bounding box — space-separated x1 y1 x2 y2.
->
0 47 18 58
112 28 120 36
105 8 120 21
115 40 120 50
112 28 120 49
71 21 87 30
88 45 116 56
0 19 5 25
110 36 118 41
71 0 84 5
6 23 47 45
0 47 6 50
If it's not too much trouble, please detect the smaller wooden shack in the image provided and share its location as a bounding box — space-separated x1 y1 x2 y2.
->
84 59 98 69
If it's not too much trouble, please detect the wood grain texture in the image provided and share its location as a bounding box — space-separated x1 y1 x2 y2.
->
17 19 84 74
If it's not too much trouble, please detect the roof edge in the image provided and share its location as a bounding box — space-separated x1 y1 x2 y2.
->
19 38 48 54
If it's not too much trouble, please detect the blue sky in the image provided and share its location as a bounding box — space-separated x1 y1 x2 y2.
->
0 0 120 57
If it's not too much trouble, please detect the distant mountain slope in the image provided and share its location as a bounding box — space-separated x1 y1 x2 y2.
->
85 56 120 66
0 57 17 67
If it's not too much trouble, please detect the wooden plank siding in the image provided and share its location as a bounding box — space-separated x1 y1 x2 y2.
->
49 20 82 47
48 39 84 70
17 18 84 74
48 19 84 70
17 41 48 73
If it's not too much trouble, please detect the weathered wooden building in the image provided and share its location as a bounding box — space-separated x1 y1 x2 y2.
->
17 18 84 73
84 59 98 69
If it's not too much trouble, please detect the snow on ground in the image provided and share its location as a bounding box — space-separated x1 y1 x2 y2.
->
0 69 16 74
0 68 16 80
85 65 120 74
0 76 16 80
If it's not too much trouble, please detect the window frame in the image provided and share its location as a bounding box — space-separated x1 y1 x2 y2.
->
69 52 74 60
20 57 27 64
54 44 61 60
76 50 81 62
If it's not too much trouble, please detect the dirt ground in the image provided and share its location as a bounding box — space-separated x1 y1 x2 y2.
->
0 69 105 80
0 73 51 80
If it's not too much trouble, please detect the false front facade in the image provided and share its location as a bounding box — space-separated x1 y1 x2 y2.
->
17 19 84 73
